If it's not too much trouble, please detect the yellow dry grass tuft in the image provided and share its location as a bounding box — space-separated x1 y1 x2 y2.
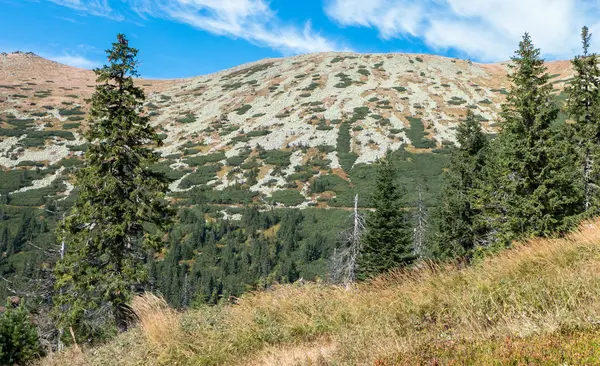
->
41 219 600 365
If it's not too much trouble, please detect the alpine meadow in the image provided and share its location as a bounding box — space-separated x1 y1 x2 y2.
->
2 5 600 364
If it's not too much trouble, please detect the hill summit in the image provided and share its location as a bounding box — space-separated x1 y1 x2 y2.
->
0 52 573 208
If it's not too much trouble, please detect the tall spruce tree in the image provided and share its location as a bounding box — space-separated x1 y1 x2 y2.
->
482 33 582 243
53 34 173 337
358 157 413 278
567 26 600 215
430 110 488 258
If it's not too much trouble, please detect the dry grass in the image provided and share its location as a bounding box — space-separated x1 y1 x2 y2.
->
41 220 600 365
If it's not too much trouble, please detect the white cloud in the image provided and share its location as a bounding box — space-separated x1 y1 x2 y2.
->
48 0 122 20
131 0 344 54
325 0 426 38
43 53 101 69
325 0 600 61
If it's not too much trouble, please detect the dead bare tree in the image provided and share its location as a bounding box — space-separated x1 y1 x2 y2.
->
331 194 365 285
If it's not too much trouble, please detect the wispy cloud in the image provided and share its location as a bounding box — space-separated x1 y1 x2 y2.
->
131 0 344 54
42 53 101 69
48 0 122 20
325 0 600 61
54 16 83 24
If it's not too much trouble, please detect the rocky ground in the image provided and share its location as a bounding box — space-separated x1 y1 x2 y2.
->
0 51 574 208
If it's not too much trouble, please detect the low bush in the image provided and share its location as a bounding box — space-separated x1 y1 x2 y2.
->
63 123 81 129
176 114 197 124
234 104 252 115
268 190 305 206
405 117 436 149
178 165 221 189
260 150 292 167
0 303 42 365
59 108 85 116
184 152 226 167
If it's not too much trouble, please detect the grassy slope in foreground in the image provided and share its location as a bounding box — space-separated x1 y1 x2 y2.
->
41 220 600 365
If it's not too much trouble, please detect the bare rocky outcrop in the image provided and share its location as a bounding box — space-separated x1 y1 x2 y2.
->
0 52 574 201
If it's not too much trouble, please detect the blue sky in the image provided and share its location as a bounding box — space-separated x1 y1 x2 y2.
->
1 0 599 79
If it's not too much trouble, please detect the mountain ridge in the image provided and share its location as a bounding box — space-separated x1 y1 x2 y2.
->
0 51 575 209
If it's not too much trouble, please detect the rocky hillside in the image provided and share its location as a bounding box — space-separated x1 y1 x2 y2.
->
0 51 574 209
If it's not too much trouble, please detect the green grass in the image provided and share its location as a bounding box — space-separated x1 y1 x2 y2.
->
491 88 509 95
226 155 247 166
268 190 305 206
288 166 317 182
0 170 48 196
333 73 353 88
8 181 67 206
317 145 335 153
186 184 258 205
50 157 83 169
69 143 89 152
323 149 448 208
58 108 85 116
178 165 221 189
330 55 357 63
19 137 46 147
350 107 370 123
246 130 271 138
260 150 292 167
302 82 320 91
176 114 197 124
6 118 35 129
63 123 81 130
336 123 358 173
405 117 436 149
311 174 350 195
149 161 191 182
447 97 467 105
0 128 75 141
234 104 252 115
221 62 274 80
184 152 226 167
316 123 333 131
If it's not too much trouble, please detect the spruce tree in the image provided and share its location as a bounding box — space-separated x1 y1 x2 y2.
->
483 34 582 243
430 110 488 258
53 34 173 337
567 26 600 215
358 157 413 278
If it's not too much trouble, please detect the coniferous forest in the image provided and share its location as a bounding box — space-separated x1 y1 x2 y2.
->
1 27 600 363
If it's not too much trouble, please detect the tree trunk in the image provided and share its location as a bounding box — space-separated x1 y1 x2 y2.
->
584 147 592 212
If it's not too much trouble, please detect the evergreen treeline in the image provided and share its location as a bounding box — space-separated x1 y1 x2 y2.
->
427 29 597 262
358 29 600 276
150 206 338 307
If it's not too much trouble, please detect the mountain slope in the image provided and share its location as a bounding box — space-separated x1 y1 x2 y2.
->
0 51 574 209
